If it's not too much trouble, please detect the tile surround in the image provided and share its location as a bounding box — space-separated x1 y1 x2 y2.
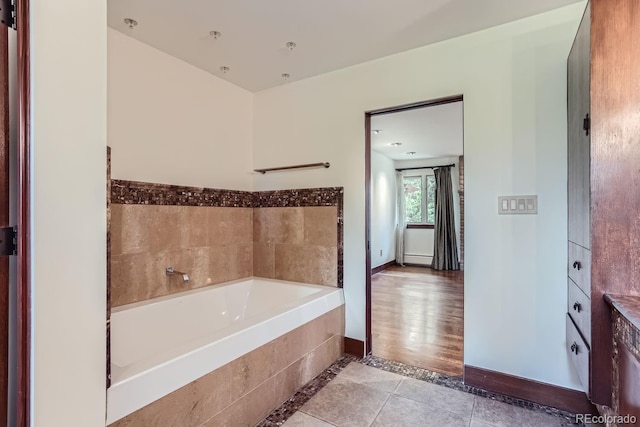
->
110 204 254 306
106 178 344 409
110 180 344 308
110 306 344 426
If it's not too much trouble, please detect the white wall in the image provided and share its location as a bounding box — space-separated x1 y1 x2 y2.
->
108 29 254 190
31 0 107 425
253 3 585 390
396 156 461 266
370 151 397 268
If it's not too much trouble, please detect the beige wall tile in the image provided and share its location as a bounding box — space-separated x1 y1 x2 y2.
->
272 322 307 372
111 252 166 306
253 242 275 278
109 364 231 427
274 356 308 404
304 334 343 382
274 245 337 286
208 207 252 246
236 242 253 278
202 376 277 427
209 244 241 284
185 206 208 248
254 207 304 244
326 305 346 338
229 340 277 401
148 205 187 253
163 247 211 292
111 204 123 256
112 205 151 256
112 205 254 306
304 206 337 247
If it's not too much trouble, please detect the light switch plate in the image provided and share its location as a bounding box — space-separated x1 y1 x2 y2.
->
498 195 538 215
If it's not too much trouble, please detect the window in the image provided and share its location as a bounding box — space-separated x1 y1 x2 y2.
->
403 174 436 225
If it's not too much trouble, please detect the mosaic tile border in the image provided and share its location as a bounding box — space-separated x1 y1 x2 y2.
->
106 147 112 389
111 179 255 207
611 308 640 419
254 187 343 208
613 308 640 362
258 354 580 426
111 180 344 209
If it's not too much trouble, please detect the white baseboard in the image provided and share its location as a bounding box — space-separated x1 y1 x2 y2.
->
403 254 432 266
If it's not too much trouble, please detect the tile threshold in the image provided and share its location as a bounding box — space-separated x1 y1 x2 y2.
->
257 355 582 427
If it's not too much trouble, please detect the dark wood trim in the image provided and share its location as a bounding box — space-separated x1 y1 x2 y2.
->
464 365 597 415
17 0 31 424
344 337 366 358
366 94 463 116
407 224 434 229
0 24 8 425
364 113 372 355
371 260 396 275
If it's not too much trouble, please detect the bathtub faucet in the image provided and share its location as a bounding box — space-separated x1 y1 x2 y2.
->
166 267 189 283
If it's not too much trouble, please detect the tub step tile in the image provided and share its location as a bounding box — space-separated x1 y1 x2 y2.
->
282 411 336 426
332 362 403 393
300 379 389 427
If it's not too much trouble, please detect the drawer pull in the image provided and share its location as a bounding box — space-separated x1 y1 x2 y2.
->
572 261 582 270
570 342 579 354
573 302 582 313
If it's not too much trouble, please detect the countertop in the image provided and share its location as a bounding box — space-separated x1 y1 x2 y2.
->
604 293 640 331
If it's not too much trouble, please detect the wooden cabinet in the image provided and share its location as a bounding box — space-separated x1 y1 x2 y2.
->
567 4 590 251
566 0 640 406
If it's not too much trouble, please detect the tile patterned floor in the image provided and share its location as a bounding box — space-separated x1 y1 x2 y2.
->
258 355 587 427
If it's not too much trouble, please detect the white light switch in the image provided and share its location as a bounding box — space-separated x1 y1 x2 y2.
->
499 195 538 215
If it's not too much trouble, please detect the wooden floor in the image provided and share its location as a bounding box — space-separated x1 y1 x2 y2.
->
371 265 464 377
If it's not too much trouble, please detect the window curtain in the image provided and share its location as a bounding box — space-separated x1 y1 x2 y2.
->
395 171 406 266
431 166 459 270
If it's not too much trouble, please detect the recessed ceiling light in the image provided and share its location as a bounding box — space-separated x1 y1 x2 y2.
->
209 31 222 40
371 129 382 134
390 142 402 147
406 151 416 155
286 41 297 51
124 18 138 30
220 66 230 74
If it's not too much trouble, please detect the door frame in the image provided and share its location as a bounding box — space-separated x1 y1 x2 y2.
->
16 0 31 425
364 94 463 355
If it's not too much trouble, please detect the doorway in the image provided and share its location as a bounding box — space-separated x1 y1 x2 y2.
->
365 95 464 376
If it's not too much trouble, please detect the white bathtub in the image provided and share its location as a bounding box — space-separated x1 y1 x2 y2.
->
106 277 344 424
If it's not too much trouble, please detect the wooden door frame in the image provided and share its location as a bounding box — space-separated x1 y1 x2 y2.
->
364 94 463 356
16 0 31 425
0 23 9 427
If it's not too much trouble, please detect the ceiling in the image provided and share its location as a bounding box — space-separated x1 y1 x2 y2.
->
107 0 582 92
371 101 463 161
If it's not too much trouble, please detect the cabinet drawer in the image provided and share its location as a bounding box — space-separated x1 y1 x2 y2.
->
566 314 590 395
567 279 591 346
568 242 591 295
